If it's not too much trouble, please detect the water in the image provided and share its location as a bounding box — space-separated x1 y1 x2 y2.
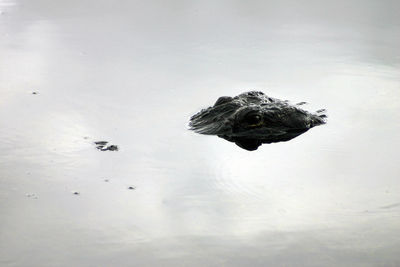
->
1 0 399 266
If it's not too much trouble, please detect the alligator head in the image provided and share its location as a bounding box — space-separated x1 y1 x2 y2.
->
189 91 327 151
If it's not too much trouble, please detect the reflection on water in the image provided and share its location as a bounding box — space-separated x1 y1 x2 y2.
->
1 0 400 266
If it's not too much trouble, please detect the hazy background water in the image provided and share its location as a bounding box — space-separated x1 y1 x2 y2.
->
1 0 400 266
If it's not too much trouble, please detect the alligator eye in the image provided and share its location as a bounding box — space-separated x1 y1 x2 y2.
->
246 114 262 125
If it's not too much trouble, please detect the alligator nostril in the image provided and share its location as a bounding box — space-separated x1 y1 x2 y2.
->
214 96 233 106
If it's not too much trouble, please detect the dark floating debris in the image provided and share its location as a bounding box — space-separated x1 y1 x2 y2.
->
26 193 38 199
189 91 327 151
104 179 109 182
106 145 118 151
72 191 80 195
128 186 136 190
32 91 39 95
94 141 119 151
95 141 108 146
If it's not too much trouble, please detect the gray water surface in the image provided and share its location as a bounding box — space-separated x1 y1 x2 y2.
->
1 0 400 266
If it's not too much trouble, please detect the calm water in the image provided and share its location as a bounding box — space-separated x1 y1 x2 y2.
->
1 0 400 266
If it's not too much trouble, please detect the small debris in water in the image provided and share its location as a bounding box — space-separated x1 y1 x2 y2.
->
106 145 118 151
32 91 39 95
128 186 136 190
72 191 80 195
26 193 38 199
94 141 119 151
104 179 109 182
94 141 108 145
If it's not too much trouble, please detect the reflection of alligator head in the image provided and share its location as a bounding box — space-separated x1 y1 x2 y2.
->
189 91 327 151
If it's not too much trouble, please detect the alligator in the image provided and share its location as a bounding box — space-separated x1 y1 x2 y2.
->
189 91 327 151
